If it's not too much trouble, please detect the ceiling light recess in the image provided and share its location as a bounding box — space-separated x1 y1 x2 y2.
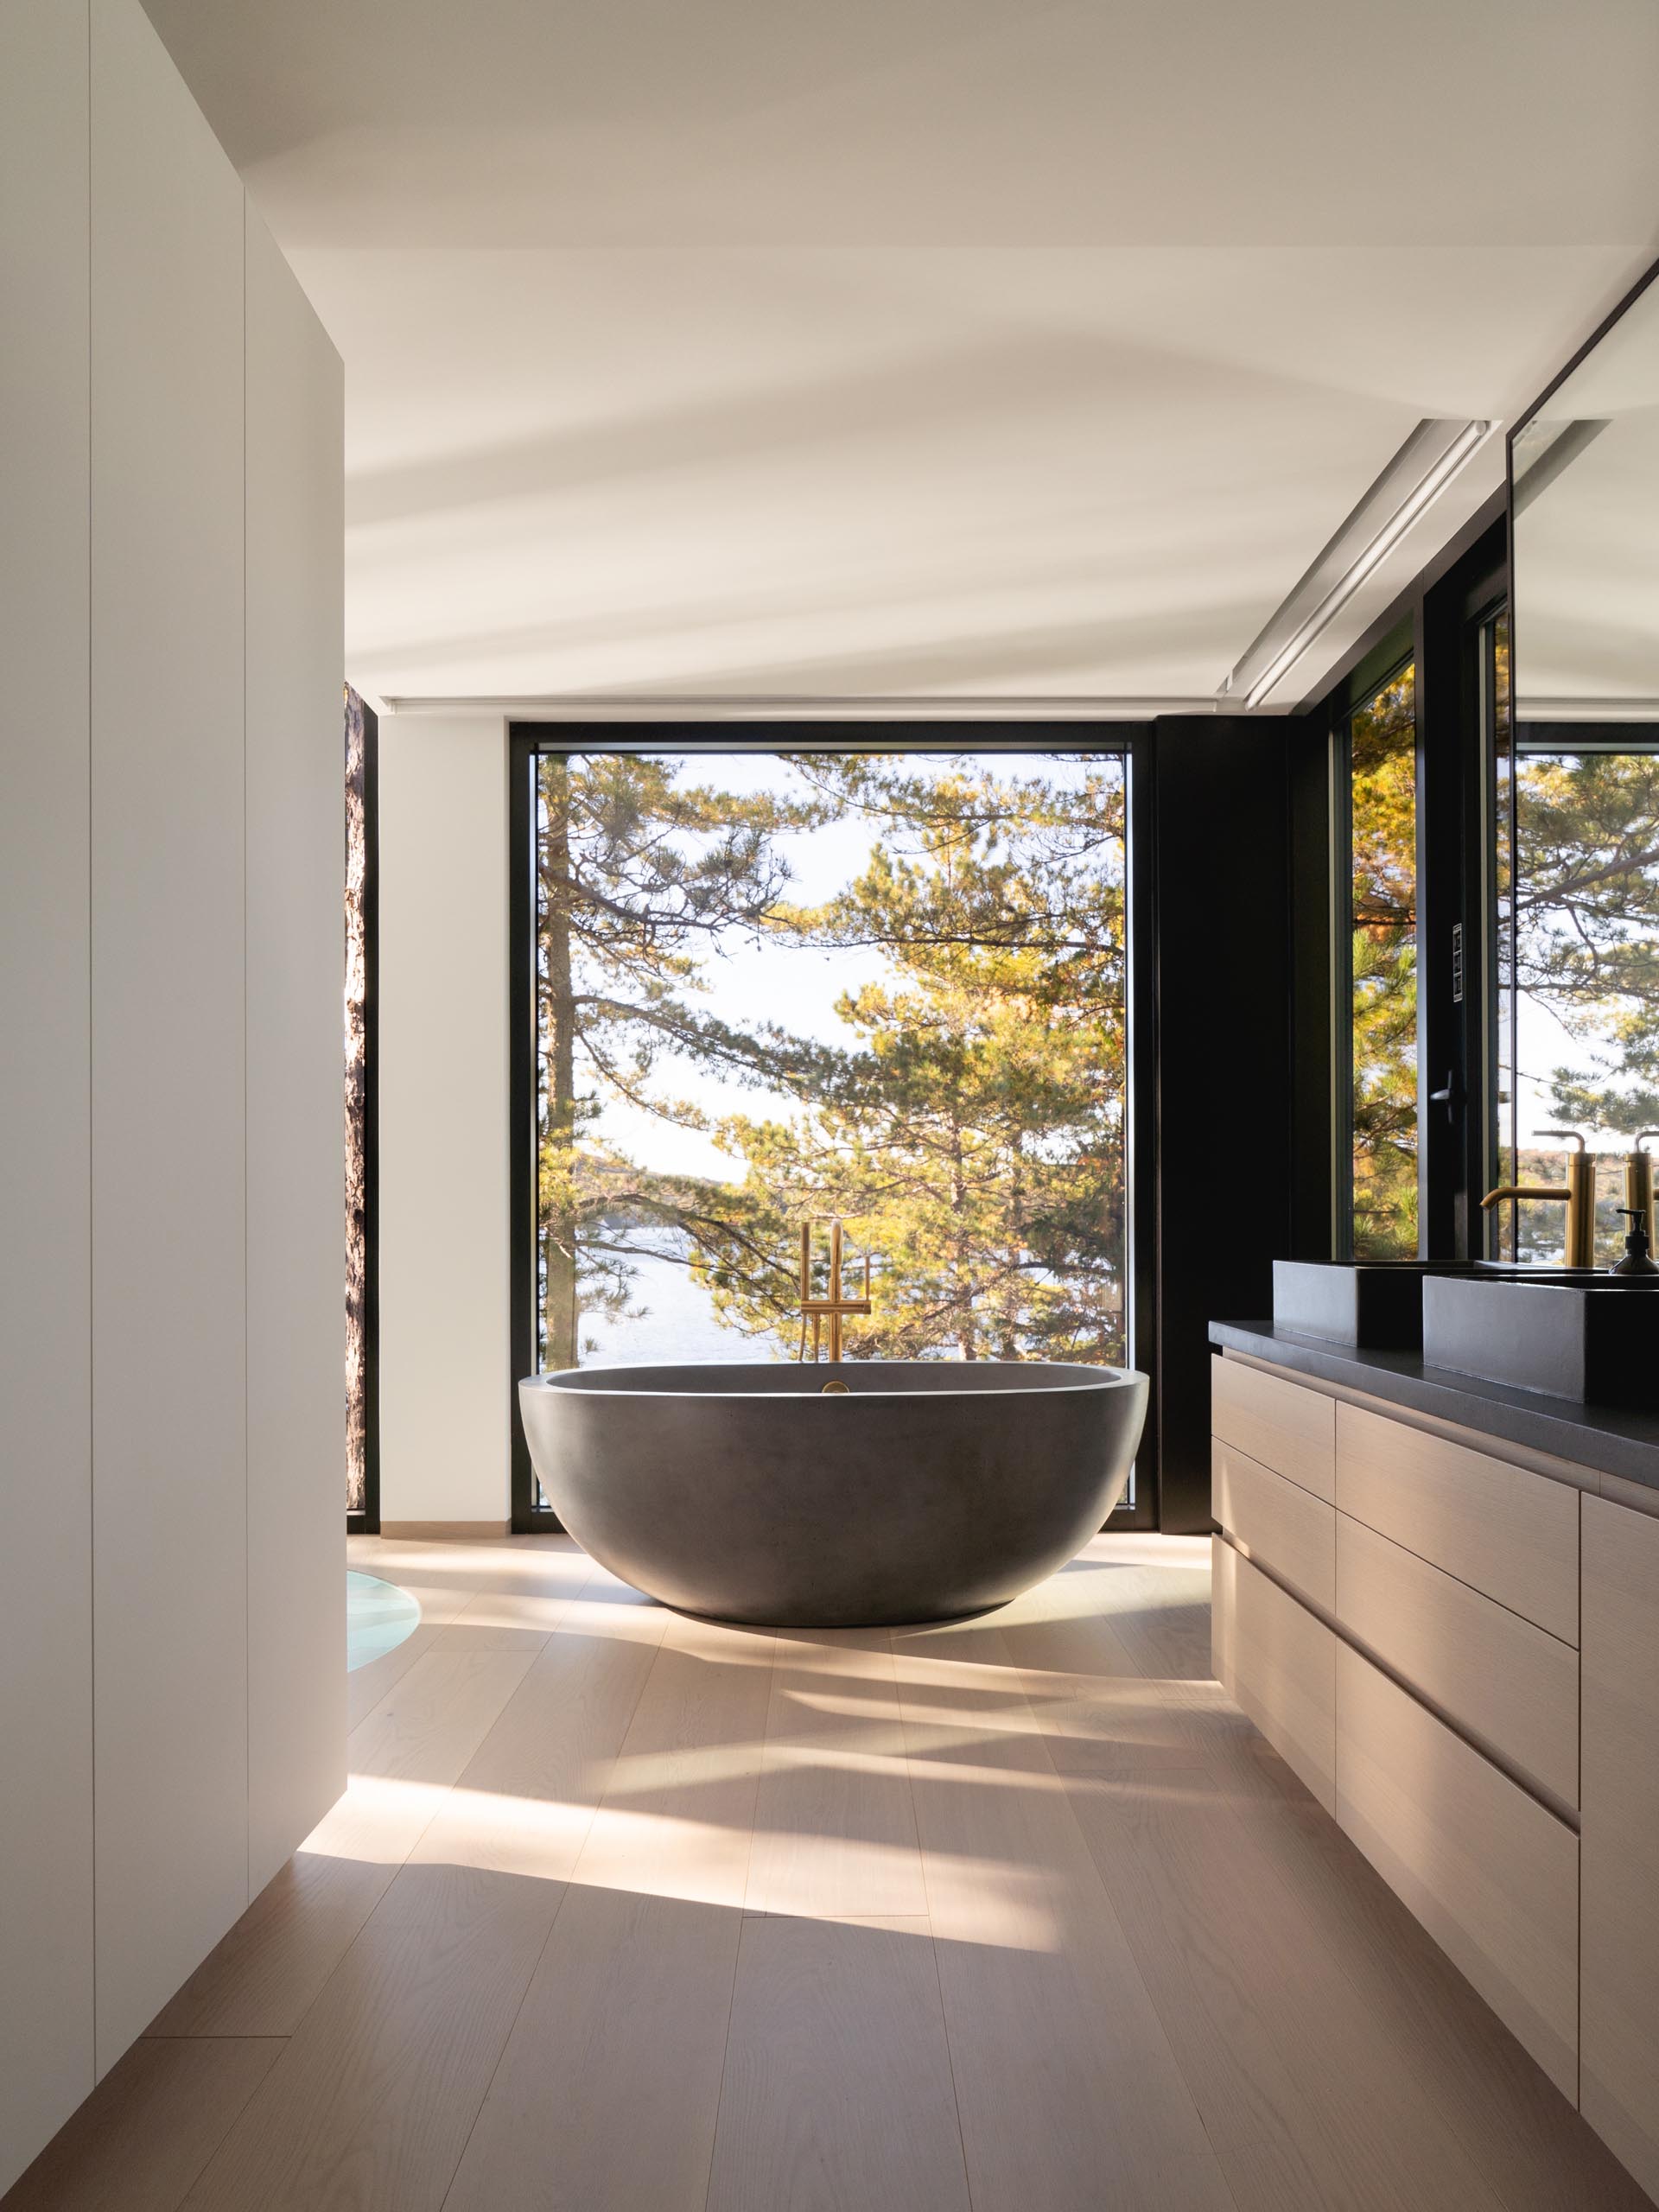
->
376 693 1222 722
1220 417 1491 712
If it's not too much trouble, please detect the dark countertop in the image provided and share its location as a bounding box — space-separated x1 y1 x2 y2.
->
1210 1319 1659 1491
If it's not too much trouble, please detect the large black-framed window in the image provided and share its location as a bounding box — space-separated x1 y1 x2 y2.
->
508 726 1159 1533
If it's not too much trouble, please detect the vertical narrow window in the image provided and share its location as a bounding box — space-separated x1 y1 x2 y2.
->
1347 663 1419 1257
1487 612 1517 1257
345 685 378 1527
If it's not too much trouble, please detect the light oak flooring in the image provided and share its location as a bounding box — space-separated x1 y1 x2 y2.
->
5 1532 1647 2212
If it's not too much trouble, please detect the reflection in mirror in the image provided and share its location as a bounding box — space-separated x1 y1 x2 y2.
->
1491 743 1659 1263
1513 273 1659 721
1503 270 1659 1260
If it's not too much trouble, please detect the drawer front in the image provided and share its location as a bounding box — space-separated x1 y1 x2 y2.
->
1582 1496 1659 2202
1211 1356 1335 1502
1335 1639 1578 2099
1211 1440 1335 1611
1337 1402 1579 1644
1212 1536 1335 1814
1336 1514 1578 1809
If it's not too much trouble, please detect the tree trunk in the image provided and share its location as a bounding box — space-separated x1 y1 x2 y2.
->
950 1122 976 1359
541 756 580 1370
998 1147 1023 1359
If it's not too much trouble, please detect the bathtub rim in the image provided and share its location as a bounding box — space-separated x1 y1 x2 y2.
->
521 1358 1144 1403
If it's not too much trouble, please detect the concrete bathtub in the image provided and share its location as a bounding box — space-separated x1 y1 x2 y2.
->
518 1359 1148 1628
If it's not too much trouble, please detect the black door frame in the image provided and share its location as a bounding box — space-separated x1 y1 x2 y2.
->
506 723 1160 1532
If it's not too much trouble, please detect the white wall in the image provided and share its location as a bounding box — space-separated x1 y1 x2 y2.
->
378 715 512 1525
1 0 344 2183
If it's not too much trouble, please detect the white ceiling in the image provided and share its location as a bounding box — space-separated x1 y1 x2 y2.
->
1515 276 1659 715
144 0 1659 715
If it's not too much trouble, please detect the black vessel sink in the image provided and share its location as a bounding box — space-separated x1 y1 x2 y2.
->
1421 1274 1659 1407
1272 1259 1479 1351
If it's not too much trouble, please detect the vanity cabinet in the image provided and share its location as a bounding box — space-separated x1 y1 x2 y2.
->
1581 1496 1659 2203
1334 1402 1580 1643
1334 1511 1579 1809
1211 1439 1334 1610
1211 1355 1335 1500
1334 1637 1579 2097
1211 1535 1336 1813
1211 1347 1659 2190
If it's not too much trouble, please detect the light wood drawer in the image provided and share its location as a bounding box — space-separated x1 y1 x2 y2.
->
1336 1514 1578 1809
1211 1440 1335 1611
1582 1495 1659 2202
1335 1638 1578 2099
1211 1356 1335 1502
1211 1536 1336 1814
1337 1402 1578 1644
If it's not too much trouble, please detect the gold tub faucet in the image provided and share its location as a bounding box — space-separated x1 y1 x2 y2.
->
797 1217 872 1363
1481 1129 1595 1268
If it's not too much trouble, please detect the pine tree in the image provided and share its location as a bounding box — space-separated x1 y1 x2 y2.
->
533 752 823 1365
1348 669 1420 1259
709 756 1130 1362
1516 751 1659 1132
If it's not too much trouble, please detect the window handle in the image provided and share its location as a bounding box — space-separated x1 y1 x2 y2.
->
1427 1070 1460 1122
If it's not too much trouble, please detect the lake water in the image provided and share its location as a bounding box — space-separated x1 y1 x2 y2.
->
576 1237 793 1367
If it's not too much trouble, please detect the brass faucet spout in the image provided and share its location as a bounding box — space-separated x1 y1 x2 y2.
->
1480 1140 1596 1268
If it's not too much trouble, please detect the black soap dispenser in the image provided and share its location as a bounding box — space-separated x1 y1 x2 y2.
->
1611 1206 1659 1276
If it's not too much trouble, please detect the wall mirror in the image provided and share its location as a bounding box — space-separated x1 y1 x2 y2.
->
1499 269 1659 1261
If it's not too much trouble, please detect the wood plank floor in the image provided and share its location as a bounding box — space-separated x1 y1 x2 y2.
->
6 1531 1648 2212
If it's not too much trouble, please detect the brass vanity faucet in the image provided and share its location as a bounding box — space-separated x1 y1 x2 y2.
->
1481 1129 1595 1268
797 1217 872 1364
1626 1132 1659 1252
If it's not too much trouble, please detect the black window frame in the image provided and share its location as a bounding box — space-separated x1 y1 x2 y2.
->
1299 499 1510 1264
507 722 1159 1533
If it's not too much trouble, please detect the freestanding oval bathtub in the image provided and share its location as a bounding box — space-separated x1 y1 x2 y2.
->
518 1360 1148 1628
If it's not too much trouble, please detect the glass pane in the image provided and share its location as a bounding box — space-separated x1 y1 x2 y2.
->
1510 748 1659 1264
532 751 1130 1384
1349 664 1419 1259
344 684 372 1517
1490 613 1517 1259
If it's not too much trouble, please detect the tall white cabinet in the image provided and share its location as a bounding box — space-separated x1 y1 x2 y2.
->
0 0 97 2181
244 208 349 1899
0 0 345 2184
90 0 253 2065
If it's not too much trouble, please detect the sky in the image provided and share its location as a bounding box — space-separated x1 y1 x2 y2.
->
582 748 1123 1183
1514 993 1606 1150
